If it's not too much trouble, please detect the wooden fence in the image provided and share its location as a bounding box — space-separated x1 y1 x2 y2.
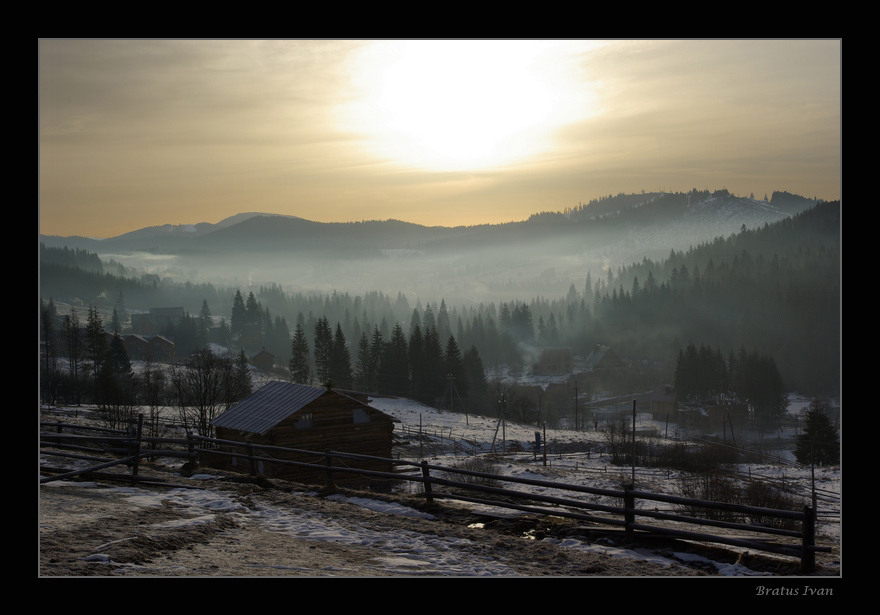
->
40 418 830 573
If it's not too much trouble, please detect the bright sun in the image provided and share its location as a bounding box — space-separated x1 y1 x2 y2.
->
338 40 598 172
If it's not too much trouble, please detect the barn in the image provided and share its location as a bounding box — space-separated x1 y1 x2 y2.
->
206 381 398 486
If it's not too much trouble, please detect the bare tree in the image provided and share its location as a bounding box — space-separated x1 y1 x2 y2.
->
140 355 167 439
170 348 227 438
62 308 85 406
170 348 251 438
601 414 631 464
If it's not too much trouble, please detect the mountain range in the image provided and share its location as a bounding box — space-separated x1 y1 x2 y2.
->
39 189 826 303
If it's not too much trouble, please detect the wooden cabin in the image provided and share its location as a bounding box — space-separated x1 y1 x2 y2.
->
585 344 624 369
706 402 749 435
206 381 397 486
250 347 276 372
650 385 677 421
533 347 573 376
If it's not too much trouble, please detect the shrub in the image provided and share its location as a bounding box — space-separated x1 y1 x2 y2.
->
652 438 740 472
443 457 501 486
677 473 741 521
742 481 801 529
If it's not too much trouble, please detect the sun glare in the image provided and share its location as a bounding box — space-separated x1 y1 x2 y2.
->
338 40 598 172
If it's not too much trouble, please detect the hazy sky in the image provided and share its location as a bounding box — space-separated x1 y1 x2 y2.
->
39 39 841 239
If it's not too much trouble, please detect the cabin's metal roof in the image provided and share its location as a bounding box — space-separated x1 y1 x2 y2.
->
211 381 328 435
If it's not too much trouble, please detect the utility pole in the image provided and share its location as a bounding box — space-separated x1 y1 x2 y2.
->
574 382 579 431
500 393 507 453
631 399 636 483
543 422 547 466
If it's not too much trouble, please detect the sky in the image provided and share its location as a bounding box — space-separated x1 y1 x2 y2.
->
38 39 841 239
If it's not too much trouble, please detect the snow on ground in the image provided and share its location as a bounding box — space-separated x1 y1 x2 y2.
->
40 475 693 576
40 390 840 577
367 394 841 547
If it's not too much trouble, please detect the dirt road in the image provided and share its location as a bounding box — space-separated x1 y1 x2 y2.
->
40 470 721 577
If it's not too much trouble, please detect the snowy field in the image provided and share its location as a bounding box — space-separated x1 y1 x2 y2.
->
40 386 840 578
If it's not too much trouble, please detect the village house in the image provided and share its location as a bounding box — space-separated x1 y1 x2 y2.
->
532 347 573 376
650 385 677 421
123 334 150 361
130 307 185 336
249 347 276 372
706 401 750 436
147 335 175 361
585 344 624 369
206 381 398 486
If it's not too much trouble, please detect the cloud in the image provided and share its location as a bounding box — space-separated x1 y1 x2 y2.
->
39 39 841 238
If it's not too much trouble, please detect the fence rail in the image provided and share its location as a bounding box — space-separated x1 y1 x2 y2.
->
40 417 830 573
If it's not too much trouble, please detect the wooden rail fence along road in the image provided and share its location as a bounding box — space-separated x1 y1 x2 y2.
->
40 416 831 573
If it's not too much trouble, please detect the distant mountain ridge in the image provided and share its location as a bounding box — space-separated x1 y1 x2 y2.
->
104 212 306 241
39 190 829 295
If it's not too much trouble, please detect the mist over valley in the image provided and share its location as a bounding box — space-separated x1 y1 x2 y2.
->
41 189 818 305
40 188 840 400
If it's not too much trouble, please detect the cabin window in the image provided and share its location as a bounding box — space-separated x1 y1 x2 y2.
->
353 408 370 424
296 412 314 429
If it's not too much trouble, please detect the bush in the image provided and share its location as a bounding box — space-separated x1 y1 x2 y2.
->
443 457 501 486
677 473 742 521
742 481 801 529
652 438 740 472
676 474 801 529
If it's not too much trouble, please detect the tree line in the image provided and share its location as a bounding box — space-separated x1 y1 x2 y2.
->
287 313 489 408
40 201 841 408
40 298 252 438
673 343 788 430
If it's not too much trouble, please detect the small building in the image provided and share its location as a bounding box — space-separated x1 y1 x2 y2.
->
250 347 276 372
147 335 175 362
675 406 707 431
585 344 624 369
706 401 750 435
130 307 184 336
532 347 573 375
650 385 677 421
123 334 150 361
206 381 398 486
122 333 175 362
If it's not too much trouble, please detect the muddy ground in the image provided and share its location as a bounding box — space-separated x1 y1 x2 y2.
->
38 465 836 578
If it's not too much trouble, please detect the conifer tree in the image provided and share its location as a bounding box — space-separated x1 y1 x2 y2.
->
289 324 311 385
313 317 333 385
230 349 253 403
378 323 409 395
63 308 85 405
330 323 353 389
462 345 488 398
795 399 839 466
355 331 377 392
437 299 451 342
40 298 60 405
443 335 467 398
422 325 445 401
231 290 246 339
199 300 212 342
85 306 108 382
408 324 427 399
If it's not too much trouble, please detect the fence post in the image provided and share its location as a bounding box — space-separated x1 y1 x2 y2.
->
247 444 257 476
801 505 816 574
186 432 197 473
624 484 635 542
131 414 144 477
325 451 336 491
421 460 433 506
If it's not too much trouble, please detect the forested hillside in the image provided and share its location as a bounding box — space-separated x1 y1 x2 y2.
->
40 201 840 401
585 200 840 395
